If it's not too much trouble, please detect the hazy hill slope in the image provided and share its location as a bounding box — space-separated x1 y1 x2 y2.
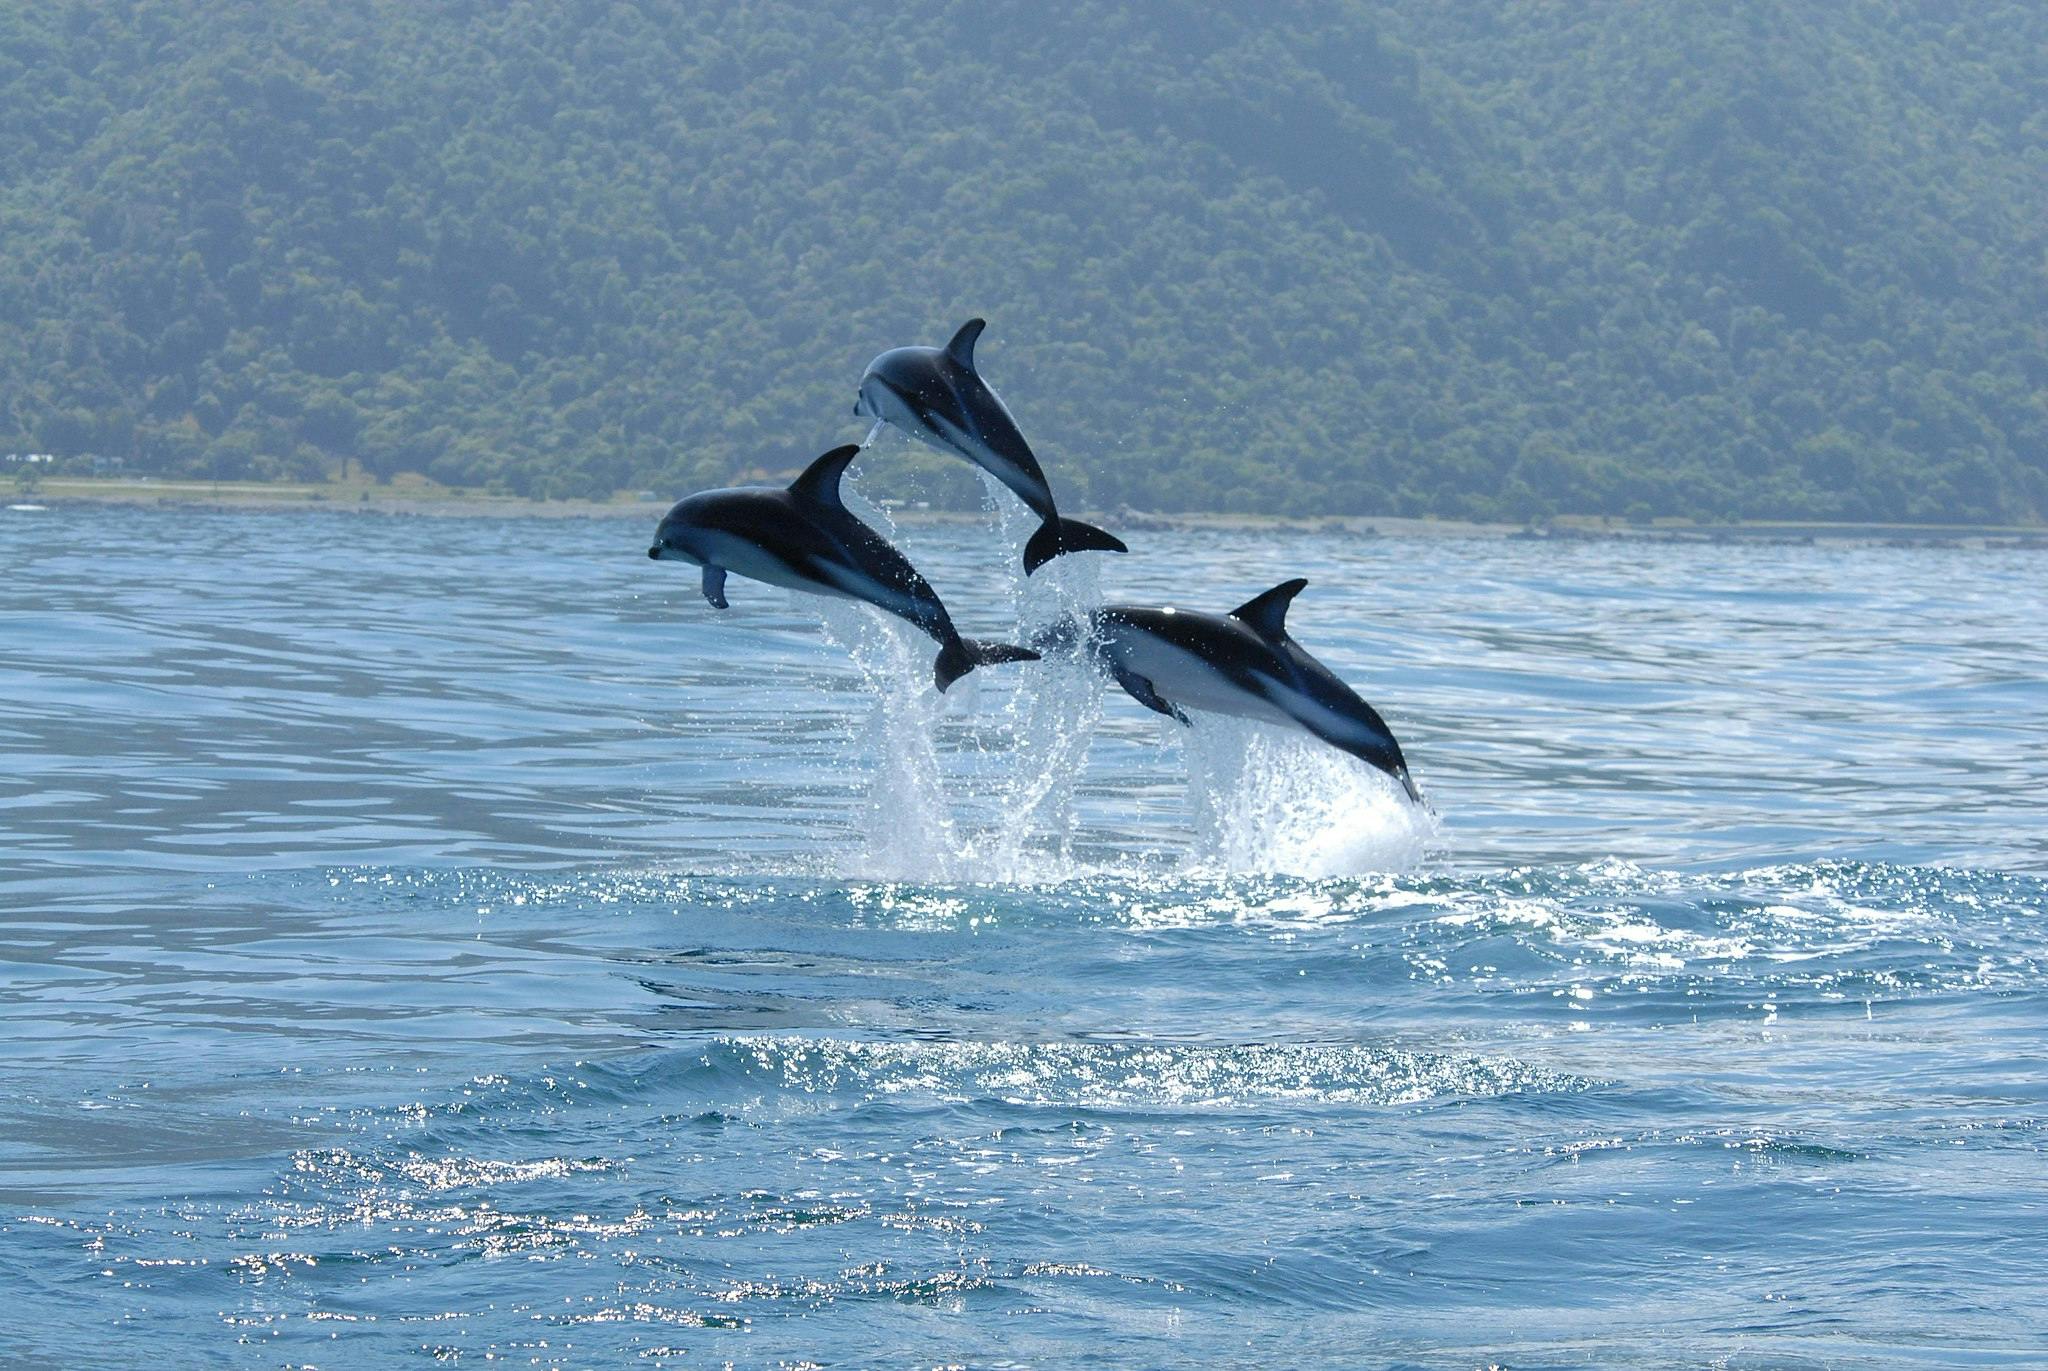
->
2 0 2041 521
1381 1 2048 521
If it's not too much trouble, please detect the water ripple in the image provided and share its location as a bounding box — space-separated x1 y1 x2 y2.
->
4 508 2047 1364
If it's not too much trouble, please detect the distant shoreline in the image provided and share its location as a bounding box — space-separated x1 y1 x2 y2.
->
12 477 2046 547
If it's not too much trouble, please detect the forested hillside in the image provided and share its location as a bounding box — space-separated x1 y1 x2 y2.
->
3 1 2043 521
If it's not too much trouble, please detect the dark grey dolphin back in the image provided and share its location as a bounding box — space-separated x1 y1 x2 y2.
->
788 444 862 510
1236 578 1422 803
1228 578 1309 642
783 443 1041 692
861 316 1128 575
783 445 945 639
944 318 984 369
1140 578 1424 804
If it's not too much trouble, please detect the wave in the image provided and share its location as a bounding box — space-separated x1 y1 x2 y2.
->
578 1035 1589 1111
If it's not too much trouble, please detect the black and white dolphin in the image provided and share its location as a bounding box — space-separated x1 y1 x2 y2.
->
648 445 1038 692
855 318 1127 575
1035 578 1424 803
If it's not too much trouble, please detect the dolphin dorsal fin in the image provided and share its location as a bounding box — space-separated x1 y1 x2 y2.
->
1228 578 1308 640
945 318 986 370
788 445 862 508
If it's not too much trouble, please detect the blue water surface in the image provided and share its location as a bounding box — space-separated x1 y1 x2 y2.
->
2 502 2045 1367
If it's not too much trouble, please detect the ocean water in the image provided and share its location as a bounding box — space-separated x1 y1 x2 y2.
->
2 501 2044 1368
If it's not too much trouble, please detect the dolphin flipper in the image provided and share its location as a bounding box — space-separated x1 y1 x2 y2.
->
1110 661 1190 726
702 565 729 609
1022 516 1128 575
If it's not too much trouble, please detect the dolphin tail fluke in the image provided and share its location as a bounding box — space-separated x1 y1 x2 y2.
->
934 638 1041 693
1022 516 1128 575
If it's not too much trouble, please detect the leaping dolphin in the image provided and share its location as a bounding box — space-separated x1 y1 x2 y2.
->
855 318 1127 575
648 445 1039 692
1034 579 1424 803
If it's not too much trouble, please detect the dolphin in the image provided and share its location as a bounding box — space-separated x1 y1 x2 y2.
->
854 317 1127 575
1034 578 1424 803
648 444 1039 692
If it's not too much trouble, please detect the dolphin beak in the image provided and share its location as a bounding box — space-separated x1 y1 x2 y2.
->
647 545 663 560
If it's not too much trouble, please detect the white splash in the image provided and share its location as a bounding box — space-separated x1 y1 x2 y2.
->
813 460 967 881
811 597 963 880
1180 716 1437 878
964 472 1108 881
800 455 1433 882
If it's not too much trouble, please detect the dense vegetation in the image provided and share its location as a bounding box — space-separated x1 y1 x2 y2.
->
4 1 2043 521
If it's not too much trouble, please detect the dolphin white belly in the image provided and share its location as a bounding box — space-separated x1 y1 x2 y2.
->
858 378 922 436
701 528 932 628
869 379 999 473
1060 586 1423 802
1112 633 1295 727
861 368 1044 514
694 531 856 602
